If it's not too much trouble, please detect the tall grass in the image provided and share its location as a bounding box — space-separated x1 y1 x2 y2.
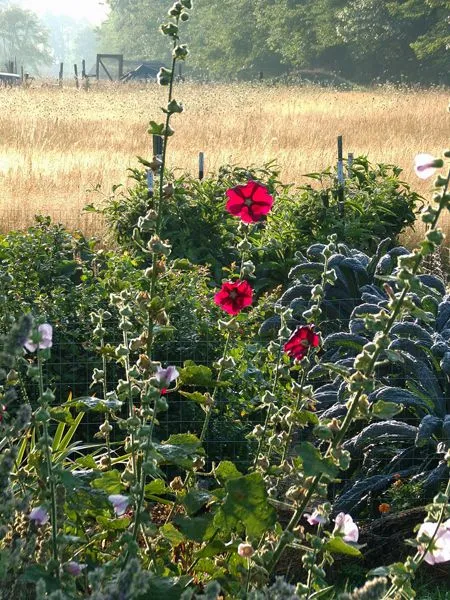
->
0 82 448 236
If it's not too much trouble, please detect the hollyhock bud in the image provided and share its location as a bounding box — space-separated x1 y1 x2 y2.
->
156 66 173 85
172 45 189 60
167 99 184 114
238 542 254 558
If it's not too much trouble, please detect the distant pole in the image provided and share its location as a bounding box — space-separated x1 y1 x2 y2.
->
81 59 86 79
337 135 344 217
347 152 354 177
199 152 204 180
20 65 24 83
74 64 79 89
59 62 64 87
14 57 17 73
259 71 263 81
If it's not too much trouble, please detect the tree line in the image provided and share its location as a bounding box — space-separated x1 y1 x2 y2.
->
100 0 449 84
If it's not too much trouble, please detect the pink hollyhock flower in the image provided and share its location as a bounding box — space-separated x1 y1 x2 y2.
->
29 506 49 526
414 153 440 180
284 325 320 361
65 561 87 576
304 509 328 526
225 180 274 223
108 494 129 516
333 512 359 543
155 366 179 390
417 519 450 565
214 280 253 315
24 324 53 352
237 542 254 558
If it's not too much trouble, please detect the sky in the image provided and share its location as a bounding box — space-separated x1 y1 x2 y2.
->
21 0 109 24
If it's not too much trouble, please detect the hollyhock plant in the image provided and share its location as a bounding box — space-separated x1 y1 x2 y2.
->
214 280 253 315
29 506 49 526
333 512 359 543
225 180 274 223
108 494 129 516
417 519 450 565
24 324 53 352
414 153 443 180
284 325 320 361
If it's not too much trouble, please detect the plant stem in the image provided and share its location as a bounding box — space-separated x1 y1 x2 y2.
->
37 354 59 576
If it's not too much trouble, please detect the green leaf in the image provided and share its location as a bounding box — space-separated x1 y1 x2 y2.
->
91 470 122 494
69 396 123 412
214 472 276 538
96 515 131 530
180 390 211 405
160 523 185 546
49 407 74 424
174 514 215 542
179 360 216 387
143 575 192 600
325 536 362 557
372 400 403 420
183 488 211 515
294 442 338 480
148 121 165 135
144 479 168 496
214 460 242 484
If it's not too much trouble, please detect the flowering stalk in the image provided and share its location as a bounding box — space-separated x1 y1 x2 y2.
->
267 166 450 574
36 353 59 576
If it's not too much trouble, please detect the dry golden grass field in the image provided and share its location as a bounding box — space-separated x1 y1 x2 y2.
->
0 82 448 238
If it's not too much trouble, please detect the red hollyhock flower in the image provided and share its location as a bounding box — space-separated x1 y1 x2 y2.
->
226 180 274 223
284 325 320 360
214 280 253 315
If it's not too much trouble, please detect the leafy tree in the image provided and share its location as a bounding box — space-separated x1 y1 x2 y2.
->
0 6 52 71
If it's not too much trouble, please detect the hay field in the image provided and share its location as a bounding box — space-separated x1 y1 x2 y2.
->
0 82 448 236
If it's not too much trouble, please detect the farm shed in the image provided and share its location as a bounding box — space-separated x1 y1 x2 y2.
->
120 62 161 82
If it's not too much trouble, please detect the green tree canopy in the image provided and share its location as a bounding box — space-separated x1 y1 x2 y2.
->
0 6 52 71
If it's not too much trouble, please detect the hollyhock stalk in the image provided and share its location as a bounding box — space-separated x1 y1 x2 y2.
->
37 353 59 576
267 168 450 575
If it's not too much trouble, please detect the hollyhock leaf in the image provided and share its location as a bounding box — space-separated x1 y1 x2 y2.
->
295 441 338 480
214 472 276 538
96 515 131 530
180 391 211 405
174 514 216 543
145 575 192 600
70 396 123 412
214 460 243 484
144 479 168 496
325 536 361 556
161 523 186 546
372 400 403 420
91 470 122 494
183 489 211 515
179 361 216 387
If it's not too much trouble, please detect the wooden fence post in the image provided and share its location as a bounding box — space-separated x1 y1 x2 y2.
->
59 62 64 87
74 64 79 89
347 152 354 176
199 152 204 180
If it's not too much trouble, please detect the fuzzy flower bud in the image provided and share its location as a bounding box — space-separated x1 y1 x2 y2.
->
237 542 254 558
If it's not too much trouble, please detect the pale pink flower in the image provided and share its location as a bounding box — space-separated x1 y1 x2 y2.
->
64 561 87 576
417 519 450 565
304 509 328 526
333 512 359 543
24 324 53 352
414 153 439 180
155 365 179 389
29 506 49 525
108 494 129 516
237 542 254 558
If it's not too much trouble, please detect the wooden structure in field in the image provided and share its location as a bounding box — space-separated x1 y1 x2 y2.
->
95 54 124 81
